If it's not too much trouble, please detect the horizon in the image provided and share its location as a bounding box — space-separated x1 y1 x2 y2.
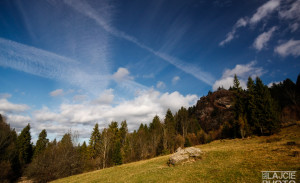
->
0 0 299 142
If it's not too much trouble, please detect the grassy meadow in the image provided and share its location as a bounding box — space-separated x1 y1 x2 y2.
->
52 123 300 183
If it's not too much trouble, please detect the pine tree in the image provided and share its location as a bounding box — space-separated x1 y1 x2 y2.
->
164 109 176 152
17 124 33 165
112 141 122 165
246 77 257 135
88 123 101 159
80 141 88 159
156 136 164 155
176 107 189 138
60 133 72 147
255 77 279 135
119 120 128 145
149 116 163 156
33 129 49 158
0 114 21 181
232 75 247 138
233 74 242 91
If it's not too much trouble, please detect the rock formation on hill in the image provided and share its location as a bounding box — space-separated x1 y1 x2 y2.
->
195 89 234 133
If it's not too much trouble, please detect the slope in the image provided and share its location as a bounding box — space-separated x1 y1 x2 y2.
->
52 122 300 183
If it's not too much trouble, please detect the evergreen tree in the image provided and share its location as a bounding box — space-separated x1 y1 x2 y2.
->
176 107 189 138
0 114 21 181
60 133 72 147
119 120 128 145
33 129 49 158
17 124 33 165
150 115 162 131
232 75 247 138
149 116 163 156
233 74 242 91
246 77 257 135
164 109 176 152
296 74 300 106
255 77 279 135
112 141 122 165
80 141 88 159
156 136 164 156
88 123 101 159
187 106 201 134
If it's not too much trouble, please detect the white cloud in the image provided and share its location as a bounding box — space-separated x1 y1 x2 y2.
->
250 0 281 24
92 89 114 105
275 39 300 57
159 91 198 112
156 81 166 89
220 0 280 46
32 89 198 132
0 98 30 113
73 95 88 102
112 67 133 82
0 93 12 99
6 114 31 128
253 26 277 51
279 0 300 21
219 18 248 46
289 23 299 32
0 98 31 132
50 89 64 97
112 68 149 94
212 61 265 91
172 76 180 85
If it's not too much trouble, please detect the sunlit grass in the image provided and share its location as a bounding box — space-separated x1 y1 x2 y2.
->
52 123 300 183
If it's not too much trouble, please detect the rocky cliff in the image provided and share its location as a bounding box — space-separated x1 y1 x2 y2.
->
195 89 234 132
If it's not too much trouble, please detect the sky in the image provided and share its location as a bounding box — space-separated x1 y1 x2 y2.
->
0 0 299 143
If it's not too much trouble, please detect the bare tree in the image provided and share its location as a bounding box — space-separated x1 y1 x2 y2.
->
99 128 111 169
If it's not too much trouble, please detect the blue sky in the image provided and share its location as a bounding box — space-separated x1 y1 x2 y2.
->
0 0 299 142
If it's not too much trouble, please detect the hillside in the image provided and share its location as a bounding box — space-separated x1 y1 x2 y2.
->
52 122 300 183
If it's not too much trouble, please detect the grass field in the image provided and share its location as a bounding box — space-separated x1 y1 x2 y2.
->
52 123 300 183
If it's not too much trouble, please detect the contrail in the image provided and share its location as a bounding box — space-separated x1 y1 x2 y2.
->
63 0 215 85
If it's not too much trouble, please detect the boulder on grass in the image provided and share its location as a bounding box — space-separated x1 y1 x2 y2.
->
168 147 202 166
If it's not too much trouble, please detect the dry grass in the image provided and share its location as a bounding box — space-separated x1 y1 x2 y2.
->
52 123 300 183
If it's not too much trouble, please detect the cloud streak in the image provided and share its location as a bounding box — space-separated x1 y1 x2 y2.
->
63 0 215 85
0 98 30 114
219 0 281 46
219 18 247 46
0 37 110 95
275 39 300 57
253 26 277 51
249 0 281 24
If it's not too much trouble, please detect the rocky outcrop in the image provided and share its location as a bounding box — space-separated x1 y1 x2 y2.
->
195 89 234 132
168 147 202 166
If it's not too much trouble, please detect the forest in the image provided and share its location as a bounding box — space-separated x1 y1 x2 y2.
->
1 74 299 182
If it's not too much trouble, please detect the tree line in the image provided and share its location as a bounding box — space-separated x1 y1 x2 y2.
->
0 74 299 182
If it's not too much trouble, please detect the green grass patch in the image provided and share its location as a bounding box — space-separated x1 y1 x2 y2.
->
52 124 300 183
